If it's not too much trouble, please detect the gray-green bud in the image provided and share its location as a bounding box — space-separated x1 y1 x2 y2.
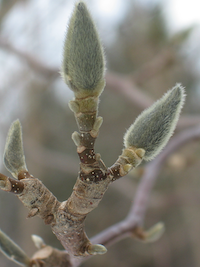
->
61 1 105 98
3 119 27 178
124 84 185 161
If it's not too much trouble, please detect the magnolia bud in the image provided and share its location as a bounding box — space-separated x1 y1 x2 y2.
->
124 84 185 161
4 120 27 178
61 1 105 98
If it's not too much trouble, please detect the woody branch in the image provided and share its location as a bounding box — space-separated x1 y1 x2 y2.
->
0 1 187 267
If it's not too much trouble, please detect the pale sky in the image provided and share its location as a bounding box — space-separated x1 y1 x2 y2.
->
164 0 200 32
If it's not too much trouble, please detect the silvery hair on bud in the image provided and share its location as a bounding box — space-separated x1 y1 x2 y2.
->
3 119 27 178
61 1 105 95
124 84 185 161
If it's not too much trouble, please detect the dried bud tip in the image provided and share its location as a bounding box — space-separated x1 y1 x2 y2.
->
0 173 7 181
0 173 8 189
124 84 185 161
87 244 107 255
3 120 27 178
61 1 105 97
31 235 46 249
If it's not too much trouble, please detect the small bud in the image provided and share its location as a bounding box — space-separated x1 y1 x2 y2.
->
72 131 81 146
124 84 185 161
123 164 132 173
61 1 105 97
3 120 27 178
90 116 103 137
68 100 80 113
0 228 31 266
144 222 165 242
87 244 107 255
134 222 165 243
31 235 46 249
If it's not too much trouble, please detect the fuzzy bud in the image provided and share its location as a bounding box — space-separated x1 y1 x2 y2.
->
61 1 105 98
3 120 27 178
124 84 185 161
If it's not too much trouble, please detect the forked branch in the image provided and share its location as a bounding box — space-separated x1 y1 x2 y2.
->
0 1 186 267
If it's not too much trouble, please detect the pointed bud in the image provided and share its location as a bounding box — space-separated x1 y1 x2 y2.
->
134 222 165 243
143 222 165 243
3 120 27 178
0 228 31 266
31 235 46 249
61 1 105 97
87 244 107 255
124 84 185 161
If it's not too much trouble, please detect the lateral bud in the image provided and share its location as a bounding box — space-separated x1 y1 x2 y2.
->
122 147 145 169
124 84 185 161
87 244 107 255
90 116 103 137
3 120 27 178
32 235 46 249
133 222 165 243
143 222 165 243
72 131 81 146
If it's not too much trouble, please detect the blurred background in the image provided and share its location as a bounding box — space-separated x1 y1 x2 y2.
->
0 0 200 266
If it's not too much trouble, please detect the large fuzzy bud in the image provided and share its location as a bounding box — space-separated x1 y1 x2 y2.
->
61 1 105 98
124 84 185 161
3 120 27 178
